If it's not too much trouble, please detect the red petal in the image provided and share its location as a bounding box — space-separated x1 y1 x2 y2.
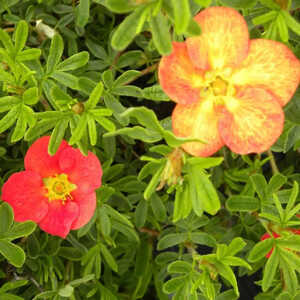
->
25 136 69 178
159 42 205 105
218 88 284 154
39 201 79 238
231 39 300 106
58 148 102 194
70 191 96 230
1 171 48 223
187 6 249 70
172 99 224 157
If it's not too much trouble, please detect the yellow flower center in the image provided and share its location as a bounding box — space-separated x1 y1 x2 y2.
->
200 69 236 108
43 174 77 204
211 77 228 96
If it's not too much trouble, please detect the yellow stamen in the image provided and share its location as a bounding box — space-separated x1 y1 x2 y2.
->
43 174 77 204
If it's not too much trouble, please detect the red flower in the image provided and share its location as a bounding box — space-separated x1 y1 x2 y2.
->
1 136 102 238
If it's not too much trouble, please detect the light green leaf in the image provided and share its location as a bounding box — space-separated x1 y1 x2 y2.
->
46 34 64 74
14 20 28 53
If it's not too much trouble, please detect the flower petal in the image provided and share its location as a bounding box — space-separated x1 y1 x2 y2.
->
218 88 284 154
58 148 102 194
187 6 249 70
158 42 204 105
70 191 96 230
172 99 224 157
231 39 300 106
39 201 79 238
25 136 69 178
1 171 48 223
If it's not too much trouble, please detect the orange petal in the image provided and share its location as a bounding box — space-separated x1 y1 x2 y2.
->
231 39 300 106
172 99 224 157
159 42 204 105
186 6 249 70
218 88 284 154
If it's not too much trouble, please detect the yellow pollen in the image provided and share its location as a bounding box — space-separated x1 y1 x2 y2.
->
211 77 228 96
43 174 77 204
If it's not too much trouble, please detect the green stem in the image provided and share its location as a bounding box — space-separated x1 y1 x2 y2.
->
267 149 279 174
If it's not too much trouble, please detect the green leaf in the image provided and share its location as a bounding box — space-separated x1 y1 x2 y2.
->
226 195 259 212
250 174 267 201
150 193 167 222
171 0 191 34
189 166 220 215
149 11 172 55
262 248 279 292
59 285 74 297
280 259 298 295
190 232 216 248
267 173 287 194
282 10 300 35
103 204 134 228
163 276 185 293
75 0 90 28
215 262 239 296
14 20 28 53
50 71 78 89
227 238 247 256
48 118 69 155
11 107 27 143
5 221 36 240
222 256 252 270
16 48 41 61
93 116 115 132
113 70 140 87
23 87 39 105
104 0 136 13
46 34 64 74
252 10 277 25
85 81 103 110
0 96 20 113
0 28 14 53
286 181 299 214
278 247 300 271
135 199 148 228
57 51 89 71
187 157 223 169
157 233 187 250
220 0 257 8
69 113 88 144
0 105 20 134
87 117 97 146
142 85 170 102
168 261 192 276
121 106 164 133
276 12 289 42
111 6 146 51
0 203 13 233
0 280 28 293
248 238 274 262
144 162 166 200
0 240 25 267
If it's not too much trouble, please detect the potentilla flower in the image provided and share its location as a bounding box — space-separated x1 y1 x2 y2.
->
159 6 300 157
1 136 102 238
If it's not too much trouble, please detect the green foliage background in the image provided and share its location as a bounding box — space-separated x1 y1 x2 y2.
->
0 0 299 299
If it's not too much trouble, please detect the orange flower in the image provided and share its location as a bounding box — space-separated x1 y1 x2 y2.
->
159 6 300 157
